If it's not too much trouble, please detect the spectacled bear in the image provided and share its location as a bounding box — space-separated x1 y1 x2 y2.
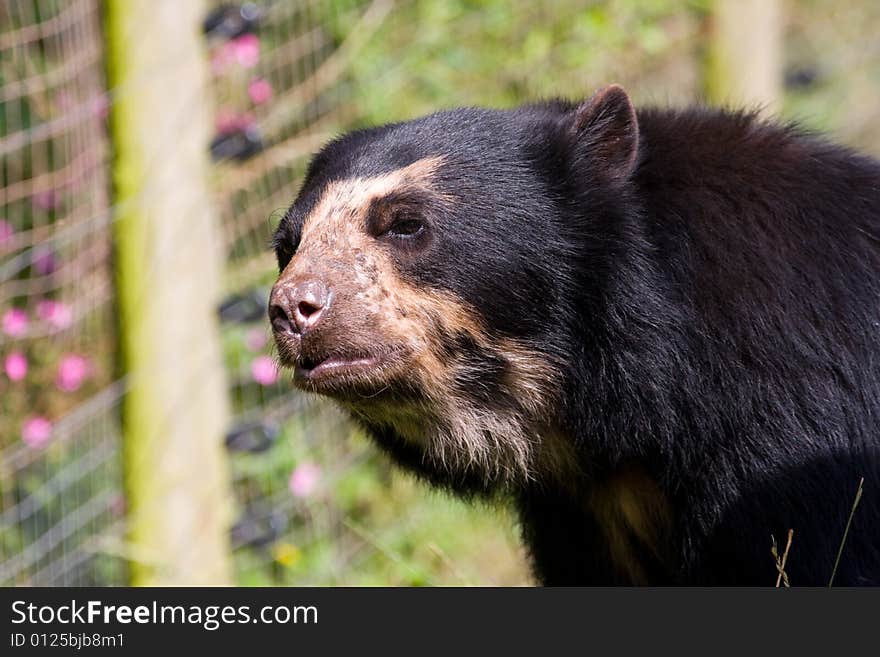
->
268 84 880 585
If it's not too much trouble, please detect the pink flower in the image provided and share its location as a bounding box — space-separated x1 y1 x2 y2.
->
32 190 60 211
245 327 268 351
36 300 73 331
215 109 256 134
32 246 57 275
289 462 321 498
211 45 236 75
215 108 239 133
232 34 260 68
211 34 260 74
56 354 90 392
0 219 13 248
2 308 28 337
250 355 278 386
4 351 27 381
55 90 75 110
247 77 273 104
22 416 53 449
90 94 110 120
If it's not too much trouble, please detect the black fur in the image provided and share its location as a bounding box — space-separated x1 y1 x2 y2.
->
273 90 880 585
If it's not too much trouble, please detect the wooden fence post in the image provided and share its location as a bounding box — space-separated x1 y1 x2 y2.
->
106 0 234 585
705 0 783 113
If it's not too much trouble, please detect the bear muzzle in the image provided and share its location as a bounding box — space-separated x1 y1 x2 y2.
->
268 274 410 397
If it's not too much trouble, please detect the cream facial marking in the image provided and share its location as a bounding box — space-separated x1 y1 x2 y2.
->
296 155 448 251
276 155 575 486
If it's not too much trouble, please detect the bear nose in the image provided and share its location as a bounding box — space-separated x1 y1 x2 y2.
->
269 279 331 335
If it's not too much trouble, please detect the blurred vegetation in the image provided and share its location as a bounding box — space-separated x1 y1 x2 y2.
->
321 0 880 154
328 0 709 123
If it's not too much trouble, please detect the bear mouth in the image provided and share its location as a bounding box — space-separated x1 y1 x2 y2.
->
293 347 405 394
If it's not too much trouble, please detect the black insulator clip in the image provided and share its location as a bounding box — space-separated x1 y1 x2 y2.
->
210 126 264 162
203 3 263 40
230 506 287 549
218 288 268 324
225 419 280 453
784 65 820 91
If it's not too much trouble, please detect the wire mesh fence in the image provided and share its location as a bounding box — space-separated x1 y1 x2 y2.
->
1 0 878 587
1 0 119 586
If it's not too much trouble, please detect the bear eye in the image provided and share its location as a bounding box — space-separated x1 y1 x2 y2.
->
276 244 294 269
385 217 425 239
272 231 300 270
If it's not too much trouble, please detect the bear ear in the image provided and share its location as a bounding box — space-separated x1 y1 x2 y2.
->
569 84 639 184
